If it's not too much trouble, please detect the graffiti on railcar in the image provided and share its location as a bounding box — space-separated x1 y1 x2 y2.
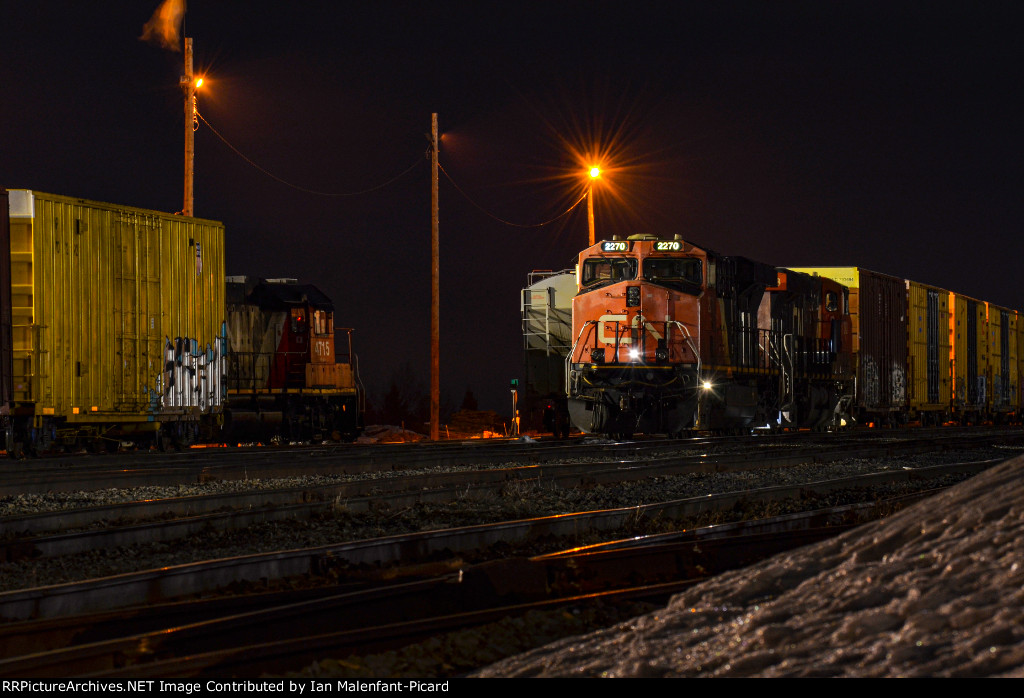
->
863 355 879 407
890 362 906 404
155 334 227 411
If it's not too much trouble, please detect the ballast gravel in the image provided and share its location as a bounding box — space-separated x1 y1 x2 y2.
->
0 446 1014 594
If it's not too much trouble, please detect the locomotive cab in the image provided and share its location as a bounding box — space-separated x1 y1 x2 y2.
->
567 235 710 437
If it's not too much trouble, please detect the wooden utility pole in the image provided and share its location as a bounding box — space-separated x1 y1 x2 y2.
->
182 37 195 217
430 114 440 440
587 185 595 246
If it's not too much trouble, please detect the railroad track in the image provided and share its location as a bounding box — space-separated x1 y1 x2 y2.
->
0 456 1001 621
0 475 969 678
0 431 1018 677
2 430 1019 564
1 425 1007 496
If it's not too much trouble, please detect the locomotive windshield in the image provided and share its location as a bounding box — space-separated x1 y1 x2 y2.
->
643 257 703 294
581 257 638 289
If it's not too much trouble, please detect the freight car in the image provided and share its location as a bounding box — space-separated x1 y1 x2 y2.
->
520 270 574 438
1 189 227 454
558 231 1023 438
1 189 366 454
566 235 854 437
224 276 363 443
792 268 1021 426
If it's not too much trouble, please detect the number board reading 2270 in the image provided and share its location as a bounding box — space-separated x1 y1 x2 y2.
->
601 241 629 252
600 240 682 252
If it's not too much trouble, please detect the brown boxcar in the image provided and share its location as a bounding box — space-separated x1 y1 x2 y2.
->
6 190 226 452
788 267 908 424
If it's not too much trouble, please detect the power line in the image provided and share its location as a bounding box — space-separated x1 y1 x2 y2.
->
196 110 424 197
438 161 587 228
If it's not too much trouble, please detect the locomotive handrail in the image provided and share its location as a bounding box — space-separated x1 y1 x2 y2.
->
662 320 701 378
565 320 599 395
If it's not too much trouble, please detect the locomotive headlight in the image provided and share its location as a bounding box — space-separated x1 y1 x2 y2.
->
629 348 641 361
702 380 713 391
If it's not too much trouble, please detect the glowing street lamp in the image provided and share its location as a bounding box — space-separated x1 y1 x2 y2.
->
587 165 601 246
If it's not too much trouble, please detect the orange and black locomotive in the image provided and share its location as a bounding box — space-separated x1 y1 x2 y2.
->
566 235 854 437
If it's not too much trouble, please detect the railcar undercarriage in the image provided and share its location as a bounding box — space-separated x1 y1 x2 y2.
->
568 362 852 437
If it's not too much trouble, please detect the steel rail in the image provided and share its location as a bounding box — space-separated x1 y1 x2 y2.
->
0 487 954 678
0 458 1001 625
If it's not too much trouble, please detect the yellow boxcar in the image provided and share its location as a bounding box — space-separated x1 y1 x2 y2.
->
987 304 1018 419
949 291 989 422
1019 313 1024 418
1015 313 1024 415
6 190 226 451
906 280 951 423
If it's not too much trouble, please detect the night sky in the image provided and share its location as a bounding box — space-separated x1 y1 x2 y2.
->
2 1 1021 418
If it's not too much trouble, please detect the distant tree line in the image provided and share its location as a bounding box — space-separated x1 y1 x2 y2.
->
365 361 480 433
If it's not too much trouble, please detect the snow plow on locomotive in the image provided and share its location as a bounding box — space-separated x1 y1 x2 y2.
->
566 235 855 437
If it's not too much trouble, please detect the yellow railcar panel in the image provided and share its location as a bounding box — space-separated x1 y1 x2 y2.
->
950 292 988 411
8 190 226 422
906 280 951 411
987 305 1018 411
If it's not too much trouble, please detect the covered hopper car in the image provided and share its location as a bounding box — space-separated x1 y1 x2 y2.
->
520 270 575 437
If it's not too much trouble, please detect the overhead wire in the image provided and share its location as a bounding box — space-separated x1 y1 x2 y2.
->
197 109 585 222
438 161 588 228
195 110 423 197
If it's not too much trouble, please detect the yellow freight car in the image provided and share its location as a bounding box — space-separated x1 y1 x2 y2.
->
6 190 226 452
906 280 952 424
986 304 1018 420
949 291 989 424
